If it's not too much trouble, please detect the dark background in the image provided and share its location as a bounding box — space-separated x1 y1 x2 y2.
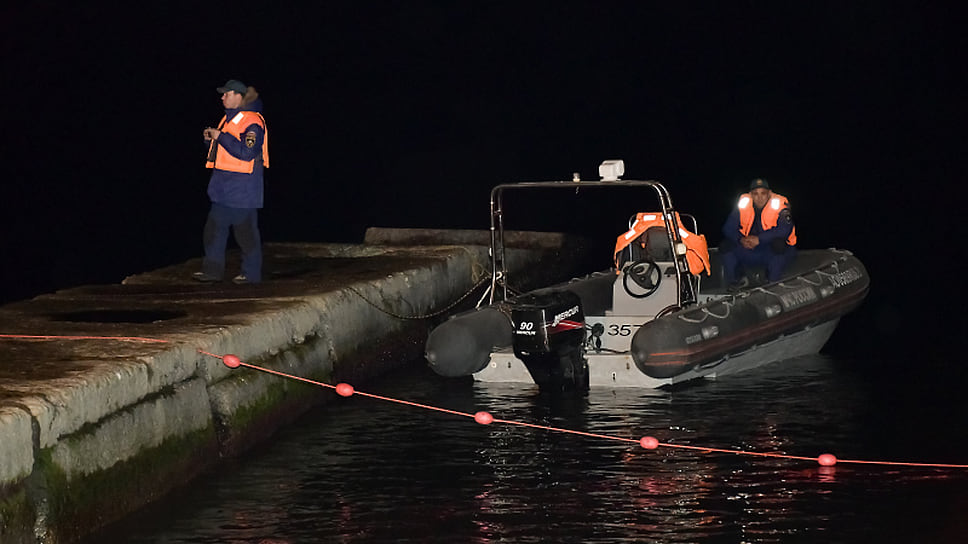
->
3 3 965 360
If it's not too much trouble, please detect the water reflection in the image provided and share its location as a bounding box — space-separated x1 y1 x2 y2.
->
84 354 968 543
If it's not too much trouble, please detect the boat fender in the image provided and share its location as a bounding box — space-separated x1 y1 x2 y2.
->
425 307 513 377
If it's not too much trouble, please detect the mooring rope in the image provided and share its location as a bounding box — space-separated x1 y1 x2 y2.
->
347 274 492 320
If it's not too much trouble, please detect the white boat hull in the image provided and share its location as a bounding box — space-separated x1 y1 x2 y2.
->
475 318 840 388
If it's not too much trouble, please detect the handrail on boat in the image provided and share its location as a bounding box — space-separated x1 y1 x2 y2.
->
486 179 698 307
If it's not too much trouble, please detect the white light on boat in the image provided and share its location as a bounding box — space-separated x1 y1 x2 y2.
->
701 325 719 339
599 159 625 181
819 285 835 298
675 242 688 255
764 304 783 318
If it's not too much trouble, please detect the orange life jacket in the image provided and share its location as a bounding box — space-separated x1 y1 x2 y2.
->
613 212 711 276
206 111 270 173
737 192 797 246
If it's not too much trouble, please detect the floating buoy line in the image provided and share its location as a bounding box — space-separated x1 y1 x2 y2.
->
2 333 966 470
201 350 968 470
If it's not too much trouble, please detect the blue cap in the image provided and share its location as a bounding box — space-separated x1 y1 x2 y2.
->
749 178 770 191
216 79 247 94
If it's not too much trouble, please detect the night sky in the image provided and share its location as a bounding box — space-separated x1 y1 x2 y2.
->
4 3 965 359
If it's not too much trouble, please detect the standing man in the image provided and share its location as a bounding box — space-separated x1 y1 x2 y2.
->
193 79 269 284
720 178 797 289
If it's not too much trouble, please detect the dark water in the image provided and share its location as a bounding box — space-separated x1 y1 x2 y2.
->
85 353 968 543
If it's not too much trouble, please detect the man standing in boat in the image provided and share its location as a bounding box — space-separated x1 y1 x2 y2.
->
193 79 269 284
720 178 797 289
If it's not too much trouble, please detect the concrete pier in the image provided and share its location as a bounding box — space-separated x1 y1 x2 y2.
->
0 228 592 543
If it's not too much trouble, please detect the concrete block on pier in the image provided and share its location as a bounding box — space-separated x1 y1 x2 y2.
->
0 232 591 542
0 406 32 484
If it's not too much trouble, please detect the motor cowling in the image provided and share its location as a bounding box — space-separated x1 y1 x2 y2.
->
510 290 588 392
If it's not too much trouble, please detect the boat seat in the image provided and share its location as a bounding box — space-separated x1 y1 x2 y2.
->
617 212 700 269
627 226 673 263
610 212 706 315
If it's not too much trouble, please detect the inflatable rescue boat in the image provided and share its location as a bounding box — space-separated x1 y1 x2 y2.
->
425 162 869 390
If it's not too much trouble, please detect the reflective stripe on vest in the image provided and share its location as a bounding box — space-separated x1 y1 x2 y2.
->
737 192 797 246
205 111 270 173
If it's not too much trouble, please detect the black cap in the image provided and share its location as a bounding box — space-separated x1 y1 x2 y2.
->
749 178 770 191
216 79 247 94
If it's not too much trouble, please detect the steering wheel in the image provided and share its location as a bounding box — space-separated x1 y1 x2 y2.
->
622 258 662 298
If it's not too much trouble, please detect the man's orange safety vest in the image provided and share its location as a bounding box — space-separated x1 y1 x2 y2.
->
613 212 710 276
206 111 270 173
737 192 797 246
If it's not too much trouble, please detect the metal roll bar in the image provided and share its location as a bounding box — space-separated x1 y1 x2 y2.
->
486 179 698 306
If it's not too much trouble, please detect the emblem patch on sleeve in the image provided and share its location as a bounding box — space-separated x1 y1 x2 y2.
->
245 132 257 148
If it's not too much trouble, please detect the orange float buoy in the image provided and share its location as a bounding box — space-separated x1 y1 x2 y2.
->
335 383 355 397
223 354 241 368
818 453 837 466
474 411 494 425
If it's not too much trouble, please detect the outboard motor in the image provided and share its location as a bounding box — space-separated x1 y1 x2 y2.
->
511 290 588 392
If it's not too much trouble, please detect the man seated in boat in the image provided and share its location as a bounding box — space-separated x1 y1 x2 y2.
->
720 178 797 289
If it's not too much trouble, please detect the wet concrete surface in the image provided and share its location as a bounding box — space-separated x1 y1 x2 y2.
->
0 230 591 543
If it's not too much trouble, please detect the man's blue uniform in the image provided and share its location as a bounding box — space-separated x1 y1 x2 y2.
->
720 194 797 286
199 83 267 283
